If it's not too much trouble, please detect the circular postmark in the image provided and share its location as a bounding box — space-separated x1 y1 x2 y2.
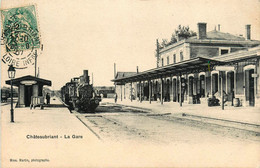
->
1 43 36 69
1 5 40 69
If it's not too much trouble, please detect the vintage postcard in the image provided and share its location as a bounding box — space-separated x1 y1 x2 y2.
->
1 0 260 167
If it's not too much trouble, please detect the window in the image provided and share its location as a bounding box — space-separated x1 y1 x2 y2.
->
219 47 230 55
161 58 164 66
221 49 229 55
173 54 176 63
167 56 169 65
180 51 183 61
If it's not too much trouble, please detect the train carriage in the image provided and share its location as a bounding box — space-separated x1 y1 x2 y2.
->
1 88 10 102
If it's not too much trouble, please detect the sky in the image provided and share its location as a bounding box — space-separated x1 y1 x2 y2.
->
1 0 260 90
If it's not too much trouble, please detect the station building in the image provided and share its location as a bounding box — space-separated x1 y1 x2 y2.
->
114 72 137 100
112 23 260 107
94 86 115 98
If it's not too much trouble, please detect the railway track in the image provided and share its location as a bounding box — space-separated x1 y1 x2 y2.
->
76 112 153 142
74 104 260 143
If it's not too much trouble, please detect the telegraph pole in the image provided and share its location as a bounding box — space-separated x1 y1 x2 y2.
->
35 45 43 77
114 63 117 97
156 39 160 68
35 50 37 77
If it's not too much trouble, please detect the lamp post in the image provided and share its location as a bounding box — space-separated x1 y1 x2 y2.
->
8 65 16 122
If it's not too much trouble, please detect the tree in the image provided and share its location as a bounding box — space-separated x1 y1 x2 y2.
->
174 25 196 40
169 33 177 45
160 25 197 48
161 39 168 47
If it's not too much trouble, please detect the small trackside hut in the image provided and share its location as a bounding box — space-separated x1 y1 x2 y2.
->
5 75 52 108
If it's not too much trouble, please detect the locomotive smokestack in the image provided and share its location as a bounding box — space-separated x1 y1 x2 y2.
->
83 70 89 84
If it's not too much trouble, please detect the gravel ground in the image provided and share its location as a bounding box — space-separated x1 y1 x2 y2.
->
74 103 260 167
77 103 260 144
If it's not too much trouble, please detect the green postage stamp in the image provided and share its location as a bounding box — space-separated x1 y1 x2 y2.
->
1 5 40 52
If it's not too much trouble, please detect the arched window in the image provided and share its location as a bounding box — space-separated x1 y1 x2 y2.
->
180 51 183 61
161 58 164 66
173 54 176 63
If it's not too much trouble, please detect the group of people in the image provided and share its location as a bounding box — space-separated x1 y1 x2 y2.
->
113 90 233 106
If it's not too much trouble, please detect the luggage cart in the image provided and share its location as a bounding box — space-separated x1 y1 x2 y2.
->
30 96 44 109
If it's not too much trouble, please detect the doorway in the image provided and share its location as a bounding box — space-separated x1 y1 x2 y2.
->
24 85 33 107
199 75 205 97
227 71 235 103
173 78 177 102
212 73 218 95
166 79 170 102
144 82 149 100
188 76 194 97
245 69 255 106
248 69 255 106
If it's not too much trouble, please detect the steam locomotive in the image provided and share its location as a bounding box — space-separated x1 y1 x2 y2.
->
60 70 101 112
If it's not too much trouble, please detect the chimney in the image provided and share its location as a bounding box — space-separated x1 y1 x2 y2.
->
136 66 139 73
218 24 221 31
245 24 251 40
156 39 160 68
197 23 207 39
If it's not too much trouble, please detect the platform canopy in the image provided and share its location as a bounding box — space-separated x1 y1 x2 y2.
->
112 56 223 84
5 75 52 87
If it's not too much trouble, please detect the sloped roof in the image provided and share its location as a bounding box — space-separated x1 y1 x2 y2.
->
160 30 260 53
5 75 52 87
212 45 260 62
188 30 247 41
206 30 245 41
112 57 222 83
115 72 137 79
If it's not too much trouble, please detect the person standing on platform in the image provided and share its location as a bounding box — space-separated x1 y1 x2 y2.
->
46 93 50 105
114 93 117 103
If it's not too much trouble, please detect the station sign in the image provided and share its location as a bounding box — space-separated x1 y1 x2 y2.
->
20 80 37 85
215 66 235 71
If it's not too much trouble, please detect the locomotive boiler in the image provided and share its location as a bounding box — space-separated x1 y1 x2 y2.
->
61 70 101 112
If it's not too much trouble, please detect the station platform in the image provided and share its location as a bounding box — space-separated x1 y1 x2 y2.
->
105 98 260 126
1 97 260 168
1 96 100 168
